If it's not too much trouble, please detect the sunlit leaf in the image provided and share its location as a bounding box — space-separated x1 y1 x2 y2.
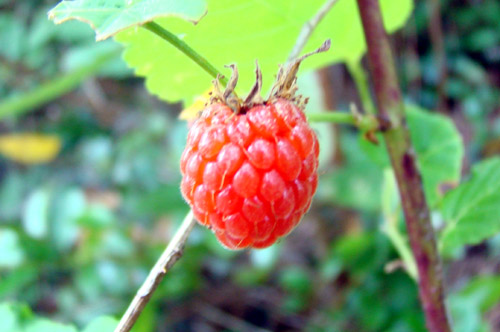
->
48 0 207 41
0 133 61 164
440 157 500 251
179 87 213 121
115 0 413 102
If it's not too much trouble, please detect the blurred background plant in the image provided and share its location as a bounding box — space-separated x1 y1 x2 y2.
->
0 0 499 331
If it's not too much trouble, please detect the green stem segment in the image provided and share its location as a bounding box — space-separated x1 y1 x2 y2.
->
307 112 355 124
143 22 228 86
382 169 418 280
347 61 376 114
356 1 451 332
307 111 378 131
0 49 119 120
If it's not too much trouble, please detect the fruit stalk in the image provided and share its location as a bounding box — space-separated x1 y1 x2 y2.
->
115 211 196 332
356 1 452 332
143 22 228 86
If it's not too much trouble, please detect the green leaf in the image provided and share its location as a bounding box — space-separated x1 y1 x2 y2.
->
449 276 500 332
0 171 24 220
0 302 81 332
322 132 384 211
0 229 25 268
48 0 207 41
458 276 500 312
0 266 38 299
440 157 500 251
77 204 115 229
82 316 118 332
115 0 413 103
24 318 77 332
0 14 26 61
130 301 156 332
332 232 389 277
0 302 21 332
52 188 86 251
22 188 51 239
408 105 464 206
278 267 313 312
361 105 464 207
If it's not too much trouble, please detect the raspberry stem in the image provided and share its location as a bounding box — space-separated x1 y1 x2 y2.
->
143 22 228 87
357 1 451 332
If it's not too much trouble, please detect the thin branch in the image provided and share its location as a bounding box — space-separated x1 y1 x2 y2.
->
143 22 228 86
0 49 119 120
356 1 452 332
115 211 196 332
288 0 339 62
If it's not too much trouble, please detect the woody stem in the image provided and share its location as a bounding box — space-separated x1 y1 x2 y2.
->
356 1 452 331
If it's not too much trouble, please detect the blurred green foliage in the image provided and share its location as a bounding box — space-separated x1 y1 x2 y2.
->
1 0 500 332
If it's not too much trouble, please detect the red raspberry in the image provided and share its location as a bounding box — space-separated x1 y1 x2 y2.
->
180 98 319 249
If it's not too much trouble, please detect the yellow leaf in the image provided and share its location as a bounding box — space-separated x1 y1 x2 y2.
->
0 133 62 164
179 87 213 121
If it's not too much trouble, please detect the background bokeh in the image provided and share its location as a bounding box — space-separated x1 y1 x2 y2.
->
1 0 500 331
